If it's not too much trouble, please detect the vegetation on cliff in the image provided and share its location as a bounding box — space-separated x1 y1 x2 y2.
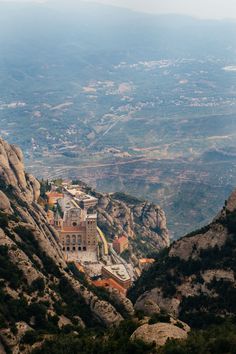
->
129 189 236 331
2 137 236 353
0 139 126 353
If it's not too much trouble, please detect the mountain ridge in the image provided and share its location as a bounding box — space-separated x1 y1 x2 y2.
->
129 186 236 328
0 138 129 353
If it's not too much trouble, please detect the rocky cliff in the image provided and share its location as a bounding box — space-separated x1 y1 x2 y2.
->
97 192 169 256
129 188 236 328
0 138 126 353
71 183 170 258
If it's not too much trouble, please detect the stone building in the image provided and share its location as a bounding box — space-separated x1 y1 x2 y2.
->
53 190 98 253
113 235 129 254
102 264 131 289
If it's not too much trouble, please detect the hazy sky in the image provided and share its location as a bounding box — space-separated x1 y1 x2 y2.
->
83 0 236 20
1 0 236 20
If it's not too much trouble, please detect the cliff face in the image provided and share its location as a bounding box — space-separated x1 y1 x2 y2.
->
97 192 169 255
0 138 40 203
74 185 170 257
0 138 125 353
129 189 236 328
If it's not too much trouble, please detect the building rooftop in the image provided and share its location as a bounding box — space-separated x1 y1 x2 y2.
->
139 258 155 265
74 195 98 204
93 278 126 295
61 225 86 232
102 264 130 282
58 196 75 211
87 214 97 219
46 191 64 198
65 187 97 200
113 235 128 244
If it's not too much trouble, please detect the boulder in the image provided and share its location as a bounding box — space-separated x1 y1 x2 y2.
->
130 322 188 347
135 288 180 317
134 298 160 316
58 315 72 329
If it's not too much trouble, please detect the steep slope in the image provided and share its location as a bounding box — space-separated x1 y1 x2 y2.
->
129 189 236 328
97 192 169 256
70 182 170 257
0 138 125 353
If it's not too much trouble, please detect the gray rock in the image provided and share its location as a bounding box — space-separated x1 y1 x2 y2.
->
96 194 170 258
134 297 160 316
130 322 188 347
0 137 125 343
135 288 180 317
0 191 10 211
109 288 135 317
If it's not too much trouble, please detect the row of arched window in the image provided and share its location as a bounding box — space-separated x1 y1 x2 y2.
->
64 234 83 244
63 246 87 252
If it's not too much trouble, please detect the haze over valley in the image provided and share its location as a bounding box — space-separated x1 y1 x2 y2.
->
3 1 236 353
1 1 236 238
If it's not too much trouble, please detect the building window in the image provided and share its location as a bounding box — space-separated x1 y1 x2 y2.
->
72 247 75 251
83 246 86 251
67 247 70 251
73 222 77 226
78 246 81 251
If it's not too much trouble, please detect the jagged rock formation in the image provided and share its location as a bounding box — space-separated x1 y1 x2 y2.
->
129 188 236 327
75 185 170 257
97 192 169 254
108 288 135 317
0 138 125 353
0 138 40 203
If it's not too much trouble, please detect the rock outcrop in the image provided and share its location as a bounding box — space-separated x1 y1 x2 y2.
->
129 187 236 327
75 186 170 257
0 138 125 353
134 289 180 317
0 191 11 212
97 193 170 255
109 288 135 317
0 138 40 203
130 322 189 347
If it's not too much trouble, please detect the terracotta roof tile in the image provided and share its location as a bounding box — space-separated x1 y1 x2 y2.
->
93 278 126 295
